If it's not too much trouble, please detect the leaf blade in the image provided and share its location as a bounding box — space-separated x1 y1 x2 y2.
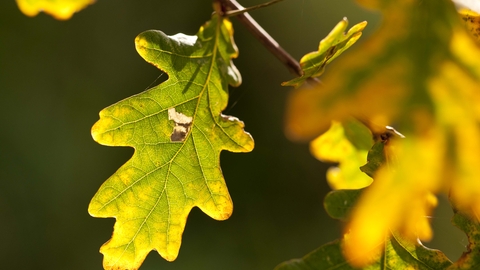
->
89 15 253 269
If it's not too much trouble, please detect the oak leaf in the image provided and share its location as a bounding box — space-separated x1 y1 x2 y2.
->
447 199 480 270
89 15 253 270
282 18 366 88
15 0 94 20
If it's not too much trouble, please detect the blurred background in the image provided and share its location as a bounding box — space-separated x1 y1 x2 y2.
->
0 0 467 269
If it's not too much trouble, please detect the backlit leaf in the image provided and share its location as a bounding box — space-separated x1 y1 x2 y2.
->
310 119 373 190
16 0 94 20
282 18 367 88
88 15 254 270
285 0 480 265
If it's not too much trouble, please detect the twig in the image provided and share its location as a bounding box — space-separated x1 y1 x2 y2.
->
219 0 304 77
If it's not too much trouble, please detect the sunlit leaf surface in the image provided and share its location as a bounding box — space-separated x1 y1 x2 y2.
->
16 0 94 20
89 15 254 270
285 0 480 266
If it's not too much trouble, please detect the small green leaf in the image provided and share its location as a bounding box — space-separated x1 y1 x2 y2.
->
324 189 363 221
89 15 254 270
282 18 367 88
359 141 386 178
447 202 480 269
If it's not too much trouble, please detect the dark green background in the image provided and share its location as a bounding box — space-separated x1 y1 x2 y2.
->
0 0 466 269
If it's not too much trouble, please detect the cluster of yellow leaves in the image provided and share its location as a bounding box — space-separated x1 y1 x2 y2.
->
285 0 480 267
16 0 94 20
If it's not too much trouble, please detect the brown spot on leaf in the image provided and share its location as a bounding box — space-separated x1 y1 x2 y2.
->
168 108 192 142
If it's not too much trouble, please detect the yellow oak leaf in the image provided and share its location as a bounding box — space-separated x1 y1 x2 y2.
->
16 0 94 20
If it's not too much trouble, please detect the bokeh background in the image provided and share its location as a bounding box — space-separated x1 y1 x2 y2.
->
0 0 467 269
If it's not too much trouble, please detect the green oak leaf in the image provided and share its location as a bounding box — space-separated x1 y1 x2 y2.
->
447 201 480 269
282 18 367 88
324 189 364 221
88 14 254 270
274 233 452 270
